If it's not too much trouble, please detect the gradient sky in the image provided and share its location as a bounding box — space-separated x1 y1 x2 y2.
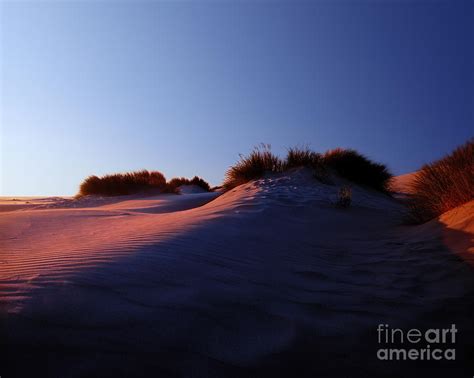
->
1 1 472 195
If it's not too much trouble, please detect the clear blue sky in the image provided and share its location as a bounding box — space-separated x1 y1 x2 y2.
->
1 1 472 195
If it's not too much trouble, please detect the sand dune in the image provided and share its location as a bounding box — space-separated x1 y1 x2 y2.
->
1 169 473 377
389 171 418 195
390 172 474 263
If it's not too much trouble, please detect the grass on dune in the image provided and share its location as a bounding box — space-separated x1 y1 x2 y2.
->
78 170 212 197
223 144 283 190
223 139 473 221
284 147 322 169
284 147 328 182
78 139 473 221
167 176 211 193
322 148 392 193
224 145 392 192
78 170 167 197
408 139 474 223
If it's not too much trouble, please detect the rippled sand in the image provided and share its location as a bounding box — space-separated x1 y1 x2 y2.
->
1 170 473 377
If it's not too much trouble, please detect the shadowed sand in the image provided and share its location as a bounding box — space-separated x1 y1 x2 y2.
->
1 170 473 377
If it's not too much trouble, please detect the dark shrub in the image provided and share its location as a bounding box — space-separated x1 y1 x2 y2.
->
285 147 328 182
223 144 283 190
78 170 167 196
285 147 320 168
223 145 392 191
323 148 392 192
408 139 474 223
167 176 211 192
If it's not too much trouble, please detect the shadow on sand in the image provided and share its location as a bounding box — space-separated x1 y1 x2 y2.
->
1 217 473 378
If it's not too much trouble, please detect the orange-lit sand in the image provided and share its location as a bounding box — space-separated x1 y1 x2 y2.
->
0 191 220 307
389 172 418 194
439 200 474 265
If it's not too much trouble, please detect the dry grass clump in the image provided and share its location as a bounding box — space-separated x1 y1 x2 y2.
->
79 170 213 197
408 139 474 223
336 186 352 208
224 145 392 192
323 148 392 192
285 147 322 169
285 147 328 182
223 144 283 190
167 176 211 192
78 170 166 196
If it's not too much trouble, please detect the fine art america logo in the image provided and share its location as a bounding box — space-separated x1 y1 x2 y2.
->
377 324 457 361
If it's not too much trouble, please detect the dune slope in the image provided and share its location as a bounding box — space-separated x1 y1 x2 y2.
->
1 170 473 377
389 172 418 194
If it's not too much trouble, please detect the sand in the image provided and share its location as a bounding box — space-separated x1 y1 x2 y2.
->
1 169 473 377
389 172 418 194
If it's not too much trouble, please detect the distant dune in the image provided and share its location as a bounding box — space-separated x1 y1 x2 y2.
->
389 172 418 194
0 196 73 213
